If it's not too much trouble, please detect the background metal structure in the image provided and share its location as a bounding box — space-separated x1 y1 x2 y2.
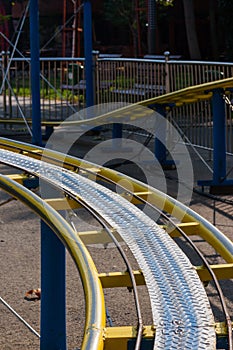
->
29 0 42 146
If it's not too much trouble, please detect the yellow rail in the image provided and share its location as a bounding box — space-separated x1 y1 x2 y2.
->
1 137 233 264
1 138 233 349
0 173 106 350
1 77 233 128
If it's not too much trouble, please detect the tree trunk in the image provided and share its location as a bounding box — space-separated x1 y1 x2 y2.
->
182 0 201 59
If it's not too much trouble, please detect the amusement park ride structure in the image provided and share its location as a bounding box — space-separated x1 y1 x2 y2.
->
1 2 233 350
62 0 82 58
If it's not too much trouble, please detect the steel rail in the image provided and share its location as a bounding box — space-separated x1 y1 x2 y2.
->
69 194 143 350
0 149 216 349
1 137 233 263
0 150 143 348
123 190 233 349
59 151 233 348
1 140 232 334
0 174 106 350
58 154 233 348
1 139 233 347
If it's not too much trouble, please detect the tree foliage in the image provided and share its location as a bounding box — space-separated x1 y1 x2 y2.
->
0 13 10 25
157 0 174 6
104 0 174 26
103 0 174 55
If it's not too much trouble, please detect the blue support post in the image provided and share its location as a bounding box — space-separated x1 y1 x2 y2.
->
154 105 175 169
83 0 94 108
212 89 226 184
40 221 66 350
112 123 123 149
112 123 122 139
197 88 233 193
154 137 167 165
29 0 42 146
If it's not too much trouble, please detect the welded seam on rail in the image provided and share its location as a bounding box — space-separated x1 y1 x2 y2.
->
0 149 216 350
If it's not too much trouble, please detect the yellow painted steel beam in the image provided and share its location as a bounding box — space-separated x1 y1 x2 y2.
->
45 197 82 210
196 92 213 100
99 263 233 288
162 221 200 237
0 118 63 127
78 229 123 245
215 321 233 336
7 173 31 184
0 78 232 129
1 138 233 263
121 191 152 205
196 263 233 281
103 322 233 349
80 167 102 175
103 325 155 350
0 174 106 350
99 270 145 288
140 77 233 107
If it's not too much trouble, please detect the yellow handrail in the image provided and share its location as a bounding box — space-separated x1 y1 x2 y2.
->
0 173 106 350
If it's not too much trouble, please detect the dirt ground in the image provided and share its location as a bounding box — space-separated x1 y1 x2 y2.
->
0 133 233 350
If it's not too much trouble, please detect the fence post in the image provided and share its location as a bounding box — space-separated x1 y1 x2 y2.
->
92 50 99 105
6 51 12 119
164 51 170 93
154 104 175 169
212 89 227 185
1 51 7 118
83 0 94 108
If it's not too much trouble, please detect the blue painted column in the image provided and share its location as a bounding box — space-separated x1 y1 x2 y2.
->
197 89 233 192
40 220 66 350
154 104 175 169
212 89 227 184
112 123 123 149
154 105 168 164
29 0 42 146
83 0 94 108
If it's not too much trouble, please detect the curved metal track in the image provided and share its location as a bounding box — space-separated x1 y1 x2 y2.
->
0 138 233 349
0 146 217 349
0 173 106 350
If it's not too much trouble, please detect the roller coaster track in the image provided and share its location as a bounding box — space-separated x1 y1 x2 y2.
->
1 76 233 126
0 137 233 350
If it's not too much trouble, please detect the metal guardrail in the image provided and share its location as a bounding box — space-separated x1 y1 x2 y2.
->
0 53 233 154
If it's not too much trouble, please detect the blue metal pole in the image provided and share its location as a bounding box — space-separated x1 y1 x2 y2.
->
29 0 42 146
154 105 167 164
112 123 123 150
40 220 66 350
83 0 94 107
154 135 167 164
112 123 122 138
212 89 227 184
154 104 175 169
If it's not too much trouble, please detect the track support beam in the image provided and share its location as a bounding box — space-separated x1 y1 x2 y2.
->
198 88 233 193
40 221 66 350
29 0 42 146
